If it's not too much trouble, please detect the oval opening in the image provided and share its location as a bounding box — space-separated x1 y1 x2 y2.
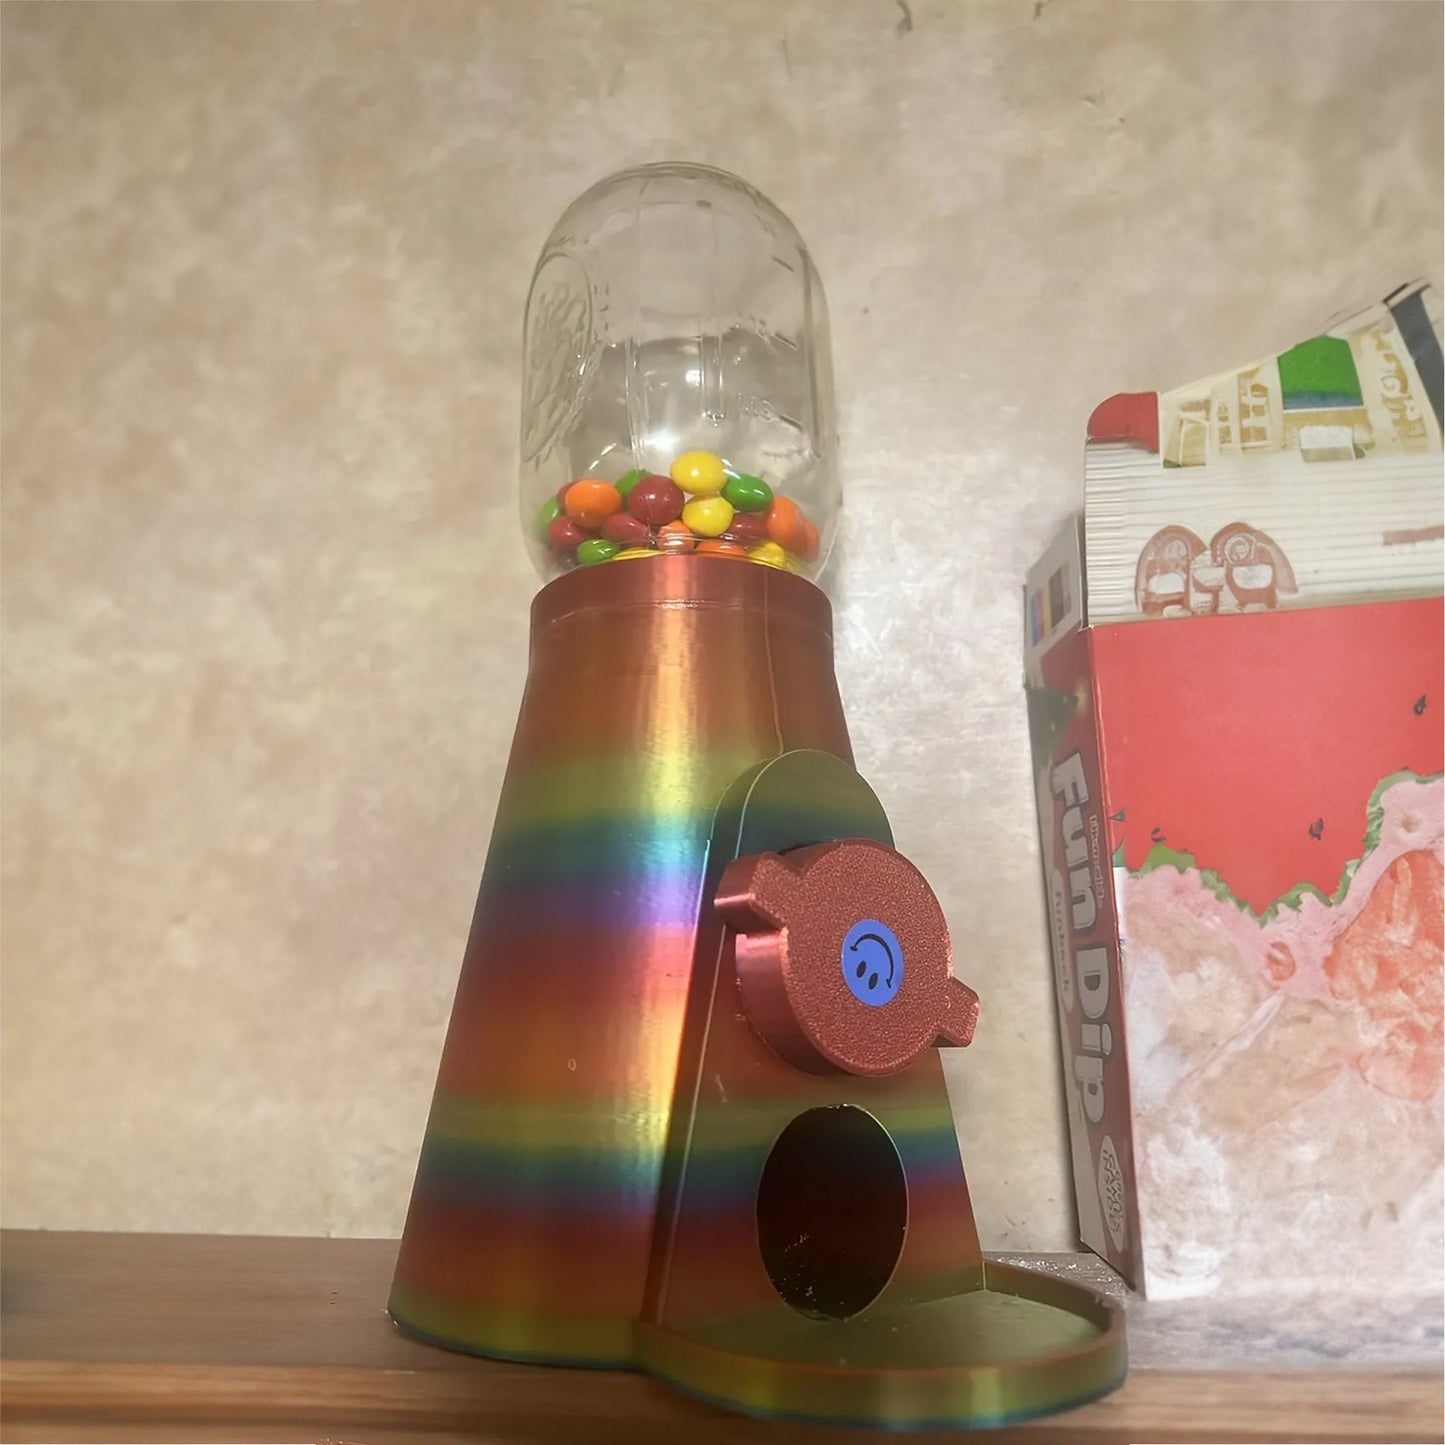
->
755 1105 907 1320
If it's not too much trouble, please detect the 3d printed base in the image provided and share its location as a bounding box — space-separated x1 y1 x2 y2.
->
391 561 1125 1429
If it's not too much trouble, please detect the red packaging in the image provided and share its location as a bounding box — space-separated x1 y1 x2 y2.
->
1025 289 1443 1297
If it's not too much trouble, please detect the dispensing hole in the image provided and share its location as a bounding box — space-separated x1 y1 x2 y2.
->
755 1105 907 1320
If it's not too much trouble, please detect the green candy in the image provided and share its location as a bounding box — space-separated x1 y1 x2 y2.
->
616 468 645 499
721 473 773 513
535 494 562 539
577 538 620 566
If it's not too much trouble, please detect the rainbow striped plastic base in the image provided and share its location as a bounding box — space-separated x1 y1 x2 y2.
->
390 558 1125 1428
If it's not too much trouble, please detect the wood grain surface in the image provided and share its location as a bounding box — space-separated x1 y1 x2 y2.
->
2 1232 1440 1444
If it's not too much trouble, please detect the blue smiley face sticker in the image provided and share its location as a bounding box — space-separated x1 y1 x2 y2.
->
841 918 904 1006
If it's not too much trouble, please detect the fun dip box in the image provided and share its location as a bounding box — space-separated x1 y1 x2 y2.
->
1025 283 1444 1298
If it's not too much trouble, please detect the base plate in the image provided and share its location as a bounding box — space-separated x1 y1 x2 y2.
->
635 1260 1126 1430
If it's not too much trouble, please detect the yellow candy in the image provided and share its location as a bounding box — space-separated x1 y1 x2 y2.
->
611 546 657 561
747 540 789 569
671 450 728 497
682 496 734 537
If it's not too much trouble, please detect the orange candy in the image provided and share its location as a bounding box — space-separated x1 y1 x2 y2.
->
563 479 623 530
797 516 821 563
763 494 808 554
697 539 750 560
657 520 696 553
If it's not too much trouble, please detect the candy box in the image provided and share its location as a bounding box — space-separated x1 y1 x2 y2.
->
1024 283 1444 1299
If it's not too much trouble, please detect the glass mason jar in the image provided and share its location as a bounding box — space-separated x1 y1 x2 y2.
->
520 163 838 582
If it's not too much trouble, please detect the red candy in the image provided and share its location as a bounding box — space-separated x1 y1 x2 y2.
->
721 512 768 546
626 474 685 526
546 515 590 552
602 512 650 546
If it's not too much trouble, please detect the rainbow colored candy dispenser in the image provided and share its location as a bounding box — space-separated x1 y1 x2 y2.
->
390 163 1126 1428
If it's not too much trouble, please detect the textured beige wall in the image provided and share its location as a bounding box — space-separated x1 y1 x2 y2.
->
2 0 1440 1244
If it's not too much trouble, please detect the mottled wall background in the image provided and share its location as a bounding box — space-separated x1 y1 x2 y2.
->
3 0 1440 1242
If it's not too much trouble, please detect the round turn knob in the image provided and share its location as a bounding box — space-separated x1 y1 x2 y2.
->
714 838 980 1076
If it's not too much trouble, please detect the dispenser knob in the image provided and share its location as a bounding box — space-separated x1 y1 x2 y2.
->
715 839 979 1076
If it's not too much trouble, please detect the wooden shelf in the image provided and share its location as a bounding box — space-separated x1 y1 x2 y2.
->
2 1231 1439 1444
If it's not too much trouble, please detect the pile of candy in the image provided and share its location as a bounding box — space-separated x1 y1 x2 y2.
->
534 450 821 574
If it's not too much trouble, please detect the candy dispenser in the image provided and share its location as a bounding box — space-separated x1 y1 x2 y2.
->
390 163 1125 1428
